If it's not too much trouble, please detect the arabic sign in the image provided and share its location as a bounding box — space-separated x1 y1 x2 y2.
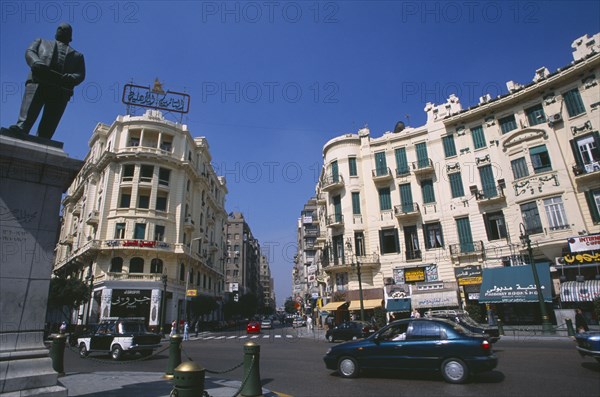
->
405 268 425 282
411 291 459 309
559 252 600 266
123 84 190 114
186 289 197 297
105 240 170 249
110 289 151 318
568 234 600 253
479 264 552 303
454 265 483 286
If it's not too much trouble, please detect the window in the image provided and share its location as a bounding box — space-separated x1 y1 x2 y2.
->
484 211 507 240
335 273 348 292
330 160 339 182
179 263 185 281
332 195 342 222
520 202 543 234
158 167 171 186
529 145 552 173
351 192 361 215
156 192 168 212
421 179 435 203
130 257 144 273
348 157 357 176
544 196 569 230
415 142 429 168
499 115 517 134
585 189 600 223
379 228 400 254
570 132 600 174
129 136 140 146
442 134 457 158
354 232 365 256
404 225 421 260
122 164 134 182
138 192 150 209
395 147 409 176
526 104 546 126
563 88 586 117
375 151 388 176
449 172 465 198
133 223 146 239
399 183 413 212
160 140 172 152
423 222 444 249
140 165 154 182
114 223 126 239
456 217 474 253
408 321 443 340
511 157 529 179
110 257 123 273
379 187 392 211
154 225 165 241
119 191 131 208
471 126 486 149
478 165 497 198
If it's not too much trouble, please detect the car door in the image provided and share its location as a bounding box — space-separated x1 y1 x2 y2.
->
335 322 351 340
359 322 411 370
401 320 447 370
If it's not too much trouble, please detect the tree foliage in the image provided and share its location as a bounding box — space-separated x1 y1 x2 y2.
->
47 276 91 321
284 297 296 314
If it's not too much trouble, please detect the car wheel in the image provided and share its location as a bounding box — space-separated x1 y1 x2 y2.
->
111 345 123 361
338 356 359 378
441 358 469 384
79 344 88 358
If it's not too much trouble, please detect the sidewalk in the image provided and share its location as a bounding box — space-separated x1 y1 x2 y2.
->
58 371 283 397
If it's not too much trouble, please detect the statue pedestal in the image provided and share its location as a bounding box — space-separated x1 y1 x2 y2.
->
0 133 82 396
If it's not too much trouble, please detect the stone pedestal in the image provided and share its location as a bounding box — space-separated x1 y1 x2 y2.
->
0 133 82 396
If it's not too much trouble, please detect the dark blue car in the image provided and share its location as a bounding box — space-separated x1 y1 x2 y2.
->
323 318 497 383
574 331 600 363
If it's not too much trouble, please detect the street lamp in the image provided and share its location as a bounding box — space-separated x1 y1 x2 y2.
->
346 239 365 322
160 274 168 335
519 223 554 334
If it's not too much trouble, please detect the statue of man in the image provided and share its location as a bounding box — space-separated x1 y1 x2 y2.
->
6 23 85 140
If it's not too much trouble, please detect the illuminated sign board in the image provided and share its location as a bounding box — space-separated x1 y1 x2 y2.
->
122 83 190 114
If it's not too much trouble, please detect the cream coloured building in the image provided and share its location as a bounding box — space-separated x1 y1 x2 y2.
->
53 109 228 330
315 33 600 322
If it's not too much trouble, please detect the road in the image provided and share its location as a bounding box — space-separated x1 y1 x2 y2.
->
63 325 600 396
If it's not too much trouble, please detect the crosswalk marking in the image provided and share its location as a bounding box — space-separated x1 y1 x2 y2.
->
191 332 300 341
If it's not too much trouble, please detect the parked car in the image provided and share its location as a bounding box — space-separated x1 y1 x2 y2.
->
323 318 498 384
77 317 162 361
326 321 378 342
261 319 273 330
574 330 600 363
247 321 261 334
424 309 500 343
292 317 306 328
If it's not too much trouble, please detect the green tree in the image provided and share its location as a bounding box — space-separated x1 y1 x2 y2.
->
189 295 218 323
47 276 91 322
284 297 296 314
239 293 259 319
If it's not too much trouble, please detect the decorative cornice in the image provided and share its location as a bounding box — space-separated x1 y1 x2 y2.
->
571 120 593 136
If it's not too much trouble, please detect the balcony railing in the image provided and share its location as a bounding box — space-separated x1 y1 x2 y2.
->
372 167 393 183
449 240 484 256
394 203 420 218
326 214 344 227
321 174 344 191
86 210 99 225
411 158 434 174
396 167 411 177
322 253 380 271
572 162 600 180
475 186 506 203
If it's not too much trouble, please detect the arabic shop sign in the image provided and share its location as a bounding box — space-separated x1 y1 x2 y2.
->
405 267 425 282
111 289 151 318
105 240 170 249
123 83 190 114
479 263 552 303
568 234 600 253
454 265 482 286
559 252 600 266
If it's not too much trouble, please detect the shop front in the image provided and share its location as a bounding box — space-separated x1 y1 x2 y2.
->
410 281 460 312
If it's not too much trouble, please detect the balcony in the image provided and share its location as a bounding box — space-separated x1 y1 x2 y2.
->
395 167 411 178
449 240 484 258
304 229 318 238
321 174 344 192
184 216 195 230
326 214 344 228
322 253 380 272
100 272 165 282
411 158 435 175
86 210 99 225
572 161 600 183
394 203 420 219
474 186 506 204
371 167 394 184
317 193 327 204
72 203 82 215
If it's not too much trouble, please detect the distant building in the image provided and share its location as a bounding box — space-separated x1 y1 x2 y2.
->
224 212 261 300
53 110 228 330
259 254 276 313
314 33 600 323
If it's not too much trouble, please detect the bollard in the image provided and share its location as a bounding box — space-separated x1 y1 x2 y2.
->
49 333 67 375
164 334 183 379
171 362 205 397
565 318 575 336
497 319 505 336
240 342 261 397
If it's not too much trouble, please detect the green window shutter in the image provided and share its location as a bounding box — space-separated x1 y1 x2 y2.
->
331 160 339 182
585 190 600 223
416 143 429 168
348 157 357 176
375 152 387 175
449 173 464 198
456 217 474 253
479 165 497 198
563 88 586 117
395 148 409 175
442 135 457 157
379 187 391 211
421 179 435 203
351 192 361 215
471 126 486 149
399 183 413 212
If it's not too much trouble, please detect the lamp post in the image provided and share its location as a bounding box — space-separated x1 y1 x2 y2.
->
519 223 554 334
160 274 168 335
346 239 365 322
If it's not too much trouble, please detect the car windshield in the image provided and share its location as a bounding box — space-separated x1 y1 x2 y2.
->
119 322 146 333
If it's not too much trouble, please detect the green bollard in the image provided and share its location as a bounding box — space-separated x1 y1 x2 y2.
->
240 342 262 397
565 318 575 336
171 362 205 397
497 319 505 336
49 333 67 375
164 334 183 379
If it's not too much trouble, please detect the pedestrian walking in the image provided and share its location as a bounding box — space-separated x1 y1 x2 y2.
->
59 321 67 334
575 308 589 333
195 321 199 337
306 316 313 331
411 309 421 318
183 321 189 340
170 320 177 336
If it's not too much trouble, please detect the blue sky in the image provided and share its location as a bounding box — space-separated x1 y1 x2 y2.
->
1 1 599 306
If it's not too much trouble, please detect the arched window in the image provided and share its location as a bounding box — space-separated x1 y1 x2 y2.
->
150 258 163 274
189 269 194 285
179 263 185 281
110 257 123 273
130 257 144 273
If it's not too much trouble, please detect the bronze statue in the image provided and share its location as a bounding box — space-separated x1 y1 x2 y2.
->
5 23 85 140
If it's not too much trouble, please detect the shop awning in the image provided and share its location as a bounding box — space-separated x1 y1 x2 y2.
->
479 263 552 303
386 298 411 312
560 280 600 302
411 291 459 309
348 299 382 311
320 301 347 311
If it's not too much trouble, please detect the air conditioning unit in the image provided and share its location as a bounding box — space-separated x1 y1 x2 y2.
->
548 113 563 123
